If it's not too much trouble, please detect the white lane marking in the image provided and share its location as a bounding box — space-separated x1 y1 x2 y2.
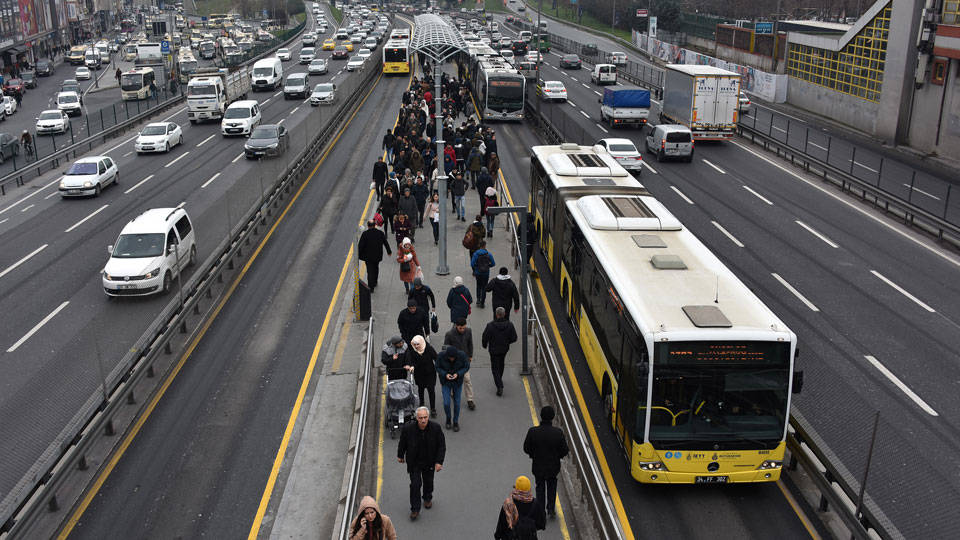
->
670 185 694 204
702 159 726 174
795 220 839 248
596 123 607 133
196 134 216 147
579 110 590 118
278 118 286 124
232 152 244 163
863 355 938 416
162 106 188 122
274 91 282 97
44 191 59 200
711 221 744 248
773 126 786 133
870 270 936 313
290 105 301 114
808 141 828 151
568 101 576 108
106 134 139 153
902 183 941 201
640 161 658 174
124 174 155 194
581 82 589 88
20 204 34 213
593 90 601 96
771 273 820 312
64 204 108 232
757 104 806 123
742 185 774 205
164 151 190 168
201 172 222 188
122 151 133 157
0 218 6 224
7 301 70 353
0 244 48 280
732 140 960 269
262 98 272 105
852 160 878 174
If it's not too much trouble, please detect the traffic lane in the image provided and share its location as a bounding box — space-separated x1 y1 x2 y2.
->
68 70 407 540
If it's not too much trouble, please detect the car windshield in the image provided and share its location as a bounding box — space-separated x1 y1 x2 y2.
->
253 67 273 76
67 162 98 175
59 94 79 103
112 233 165 258
564 55 578 61
315 84 334 93
141 125 166 136
286 75 306 84
189 83 216 96
609 144 637 152
39 112 62 121
311 59 325 65
350 56 361 62
7 79 21 85
250 126 278 139
37 61 49 68
278 48 289 54
301 48 315 54
224 107 251 119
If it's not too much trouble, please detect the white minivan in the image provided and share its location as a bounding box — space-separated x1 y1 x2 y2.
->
591 64 617 85
102 208 197 296
221 100 261 136
252 57 283 91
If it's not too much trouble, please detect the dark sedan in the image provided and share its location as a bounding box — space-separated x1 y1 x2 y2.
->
244 124 289 159
35 60 54 76
332 45 349 59
559 54 581 69
3 79 24 96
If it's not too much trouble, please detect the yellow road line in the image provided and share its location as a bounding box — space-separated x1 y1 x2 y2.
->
375 376 387 501
58 69 388 540
330 322 352 373
777 479 822 539
521 377 571 540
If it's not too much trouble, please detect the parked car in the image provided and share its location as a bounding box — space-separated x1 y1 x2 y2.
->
559 54 581 69
75 66 92 80
59 155 119 197
244 124 289 159
35 59 54 76
309 83 336 105
308 58 328 75
0 132 20 163
135 122 183 153
35 109 70 135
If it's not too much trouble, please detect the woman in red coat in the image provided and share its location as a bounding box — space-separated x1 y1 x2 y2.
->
396 238 419 293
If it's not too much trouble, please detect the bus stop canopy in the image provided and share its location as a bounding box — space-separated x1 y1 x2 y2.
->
410 14 467 63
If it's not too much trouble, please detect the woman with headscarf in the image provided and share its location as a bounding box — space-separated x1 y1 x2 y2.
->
404 335 438 417
349 496 397 540
393 213 413 247
481 187 499 237
494 475 545 539
396 238 419 293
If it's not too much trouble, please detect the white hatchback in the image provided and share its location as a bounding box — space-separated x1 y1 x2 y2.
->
136 122 183 153
346 56 364 71
276 48 291 61
59 155 118 197
102 208 197 297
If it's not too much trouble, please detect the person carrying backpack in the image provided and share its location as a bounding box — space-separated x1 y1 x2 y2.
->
494 475 545 539
471 241 495 309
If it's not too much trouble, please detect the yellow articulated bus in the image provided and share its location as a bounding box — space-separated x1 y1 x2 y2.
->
382 38 409 74
528 144 803 484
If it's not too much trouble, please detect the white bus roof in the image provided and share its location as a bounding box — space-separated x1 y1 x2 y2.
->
531 144 638 190
565 193 792 340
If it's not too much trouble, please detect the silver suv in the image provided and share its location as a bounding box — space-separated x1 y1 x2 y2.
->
644 124 694 162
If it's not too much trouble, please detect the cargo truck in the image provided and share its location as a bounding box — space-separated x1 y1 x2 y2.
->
598 88 650 128
660 64 741 140
187 67 252 123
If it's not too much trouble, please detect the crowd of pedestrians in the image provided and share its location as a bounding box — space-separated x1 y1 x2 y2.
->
355 60 568 539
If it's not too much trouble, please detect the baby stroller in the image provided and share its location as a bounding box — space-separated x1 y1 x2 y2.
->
385 368 418 439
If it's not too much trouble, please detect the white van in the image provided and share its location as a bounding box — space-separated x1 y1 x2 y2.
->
644 124 694 162
57 91 83 116
519 30 532 43
252 57 283 91
591 63 617 85
102 208 197 296
221 100 261 136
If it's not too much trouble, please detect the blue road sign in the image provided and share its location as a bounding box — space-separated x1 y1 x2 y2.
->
161 40 170 54
201 16 208 21
755 22 774 35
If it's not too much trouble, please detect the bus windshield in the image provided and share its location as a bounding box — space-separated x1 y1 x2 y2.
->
181 60 198 73
487 78 524 111
121 74 144 91
188 84 217 97
645 342 790 449
384 47 406 62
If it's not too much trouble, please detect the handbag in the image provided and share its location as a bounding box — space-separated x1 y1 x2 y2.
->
430 311 439 333
460 293 472 315
373 212 384 227
400 260 411 272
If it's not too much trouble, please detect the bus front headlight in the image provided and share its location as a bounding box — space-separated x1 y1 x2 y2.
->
758 460 782 470
639 461 665 471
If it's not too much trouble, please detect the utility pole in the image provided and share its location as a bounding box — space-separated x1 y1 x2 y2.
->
485 205 530 375
536 0 542 120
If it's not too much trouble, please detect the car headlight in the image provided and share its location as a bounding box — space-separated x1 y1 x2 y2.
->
268 143 278 149
82 181 94 188
758 460 782 470
144 267 161 279
103 271 112 280
639 461 666 471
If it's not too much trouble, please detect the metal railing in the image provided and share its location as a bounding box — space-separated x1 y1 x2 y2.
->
0 20 385 538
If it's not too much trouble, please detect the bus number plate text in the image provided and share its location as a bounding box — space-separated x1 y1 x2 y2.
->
695 476 728 484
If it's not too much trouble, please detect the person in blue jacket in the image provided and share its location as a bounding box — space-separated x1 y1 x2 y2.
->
435 346 470 432
470 241 495 309
446 276 473 323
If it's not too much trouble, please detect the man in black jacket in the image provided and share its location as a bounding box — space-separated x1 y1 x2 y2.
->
372 156 388 200
481 307 518 396
523 405 569 519
408 277 436 313
485 267 520 320
357 220 391 292
398 406 446 520
398 299 430 345
443 318 476 410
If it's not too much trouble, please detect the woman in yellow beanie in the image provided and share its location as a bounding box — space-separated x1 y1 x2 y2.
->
494 475 546 539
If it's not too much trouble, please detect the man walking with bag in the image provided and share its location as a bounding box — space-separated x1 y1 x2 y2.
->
358 220 391 293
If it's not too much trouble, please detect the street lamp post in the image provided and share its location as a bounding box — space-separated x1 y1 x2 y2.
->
535 0 542 119
433 59 449 275
484 205 529 375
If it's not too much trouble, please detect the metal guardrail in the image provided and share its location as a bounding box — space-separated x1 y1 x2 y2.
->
0 19 384 538
738 122 960 248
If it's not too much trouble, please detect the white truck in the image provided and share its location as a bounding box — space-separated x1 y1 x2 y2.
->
598 88 650 128
660 64 741 141
187 67 252 123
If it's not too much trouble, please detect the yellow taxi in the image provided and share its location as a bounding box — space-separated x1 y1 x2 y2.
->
341 40 354 51
322 38 336 50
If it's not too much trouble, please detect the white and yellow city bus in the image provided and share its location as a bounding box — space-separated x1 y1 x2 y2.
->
382 38 409 74
529 143 802 484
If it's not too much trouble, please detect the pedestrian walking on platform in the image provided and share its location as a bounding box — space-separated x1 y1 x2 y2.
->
450 172 467 220
443 318 477 410
486 267 520 320
471 240 495 309
372 156 388 200
482 307 518 396
404 335 438 416
523 406 569 520
393 212 414 247
412 176 429 227
436 346 469 431
408 277 436 313
349 495 397 540
358 220 392 293
464 217 486 260
378 185 398 234
383 128 395 162
398 406 446 521
425 192 441 245
398 186 419 229
381 336 408 376
494 475 545 540
446 276 473 323
398 298 430 345
397 238 419 294
482 187 499 236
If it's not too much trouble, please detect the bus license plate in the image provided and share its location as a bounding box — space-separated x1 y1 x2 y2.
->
695 476 728 484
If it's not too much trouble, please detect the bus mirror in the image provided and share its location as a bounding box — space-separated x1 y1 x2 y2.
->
792 370 804 394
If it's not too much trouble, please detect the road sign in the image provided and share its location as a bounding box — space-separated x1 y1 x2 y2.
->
201 16 207 21
755 22 774 34
636 9 648 17
160 40 170 54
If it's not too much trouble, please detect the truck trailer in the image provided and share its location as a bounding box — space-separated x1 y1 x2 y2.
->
660 64 741 141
